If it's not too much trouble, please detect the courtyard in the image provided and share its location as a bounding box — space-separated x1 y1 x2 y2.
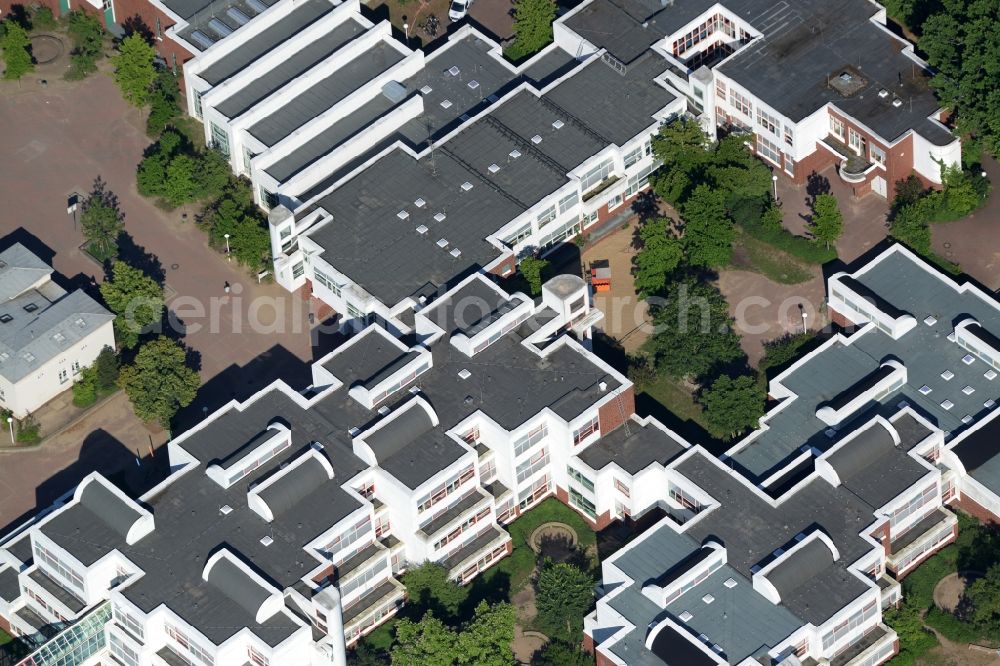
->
0 69 317 531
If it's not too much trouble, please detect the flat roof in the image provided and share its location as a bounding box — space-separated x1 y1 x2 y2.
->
419 277 515 337
198 0 338 85
216 17 366 119
577 417 687 474
248 40 405 147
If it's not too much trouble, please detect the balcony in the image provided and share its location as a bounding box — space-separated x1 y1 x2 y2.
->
821 136 874 184
28 568 86 614
832 624 896 666
888 508 957 574
581 176 621 203
442 526 510 575
343 578 405 629
418 489 490 539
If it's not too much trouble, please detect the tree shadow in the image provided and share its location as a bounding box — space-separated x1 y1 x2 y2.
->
115 232 166 285
120 15 155 45
460 570 512 619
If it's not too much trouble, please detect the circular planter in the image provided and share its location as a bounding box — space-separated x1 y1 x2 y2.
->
30 34 64 64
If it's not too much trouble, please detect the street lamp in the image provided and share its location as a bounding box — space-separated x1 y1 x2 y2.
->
224 233 231 260
6 417 13 445
772 174 779 201
801 310 808 334
403 21 409 47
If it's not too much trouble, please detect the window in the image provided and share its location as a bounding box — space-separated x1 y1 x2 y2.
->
830 115 845 140
536 205 557 228
417 465 475 513
567 466 594 492
109 631 140 666
820 600 878 652
716 79 726 99
614 478 630 497
756 134 781 165
503 223 532 246
580 158 614 192
848 128 863 154
71 361 81 375
34 542 84 591
783 126 794 147
888 483 937 529
558 191 579 214
573 415 599 445
171 53 177 76
292 262 305 279
607 192 624 210
113 604 144 640
729 89 752 117
259 187 278 210
313 269 342 297
569 487 596 518
518 474 550 509
623 145 644 169
165 622 214 665
479 459 496 483
247 646 270 666
210 123 229 156
582 210 599 229
324 517 372 563
516 447 550 484
513 422 548 457
58 369 68 384
624 163 656 198
870 144 886 166
756 108 779 135
155 17 161 39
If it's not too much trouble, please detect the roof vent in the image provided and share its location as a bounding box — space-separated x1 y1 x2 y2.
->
898 400 910 409
437 239 449 248
892 98 903 108
986 399 997 409
461 182 473 191
468 80 479 89
397 210 409 220
434 212 447 222
450 248 462 258
963 385 975 395
599 381 608 392
919 385 932 395
420 85 433 94
723 578 738 588
349 427 360 437
963 354 976 365
440 99 453 109
448 65 460 76
378 406 390 415
23 303 37 313
416 225 429 234
260 536 274 547
702 594 715 604
488 163 501 173
23 352 35 363
878 89 890 99
986 370 998 380
679 611 693 622
458 369 472 380
414 197 426 208
941 370 955 381
531 134 542 144
0 314 11 324
962 414 974 424
824 428 837 438
924 315 937 326
552 119 564 129
941 399 954 410
509 149 521 159
220 505 233 515
52 332 66 343
75 317 86 327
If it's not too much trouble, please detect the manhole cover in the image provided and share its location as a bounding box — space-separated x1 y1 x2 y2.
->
171 263 180 270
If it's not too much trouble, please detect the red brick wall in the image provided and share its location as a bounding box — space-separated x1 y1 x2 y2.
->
487 254 516 279
2 0 60 14
0 612 11 635
599 386 635 436
828 307 854 329
790 144 840 185
871 522 890 556
596 647 616 666
582 632 595 654
949 495 1000 524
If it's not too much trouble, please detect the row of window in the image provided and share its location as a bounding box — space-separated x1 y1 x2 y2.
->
313 268 342 297
518 474 550 510
113 604 144 640
324 517 373 564
166 622 215 665
670 13 747 56
568 487 596 518
369 360 431 406
34 542 85 592
513 422 548 458
417 465 476 513
109 631 140 666
662 555 724 606
567 465 595 492
471 311 531 355
820 600 878 652
433 506 492 551
458 544 509 584
573 416 600 446
516 447 550 484
227 436 291 486
889 483 937 530
580 158 615 193
341 558 389 598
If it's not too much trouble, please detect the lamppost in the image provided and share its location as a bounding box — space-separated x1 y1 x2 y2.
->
801 310 808 334
6 417 14 445
224 233 231 260
772 174 779 201
403 21 409 47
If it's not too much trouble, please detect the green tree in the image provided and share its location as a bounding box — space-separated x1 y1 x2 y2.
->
195 149 234 201
919 0 1000 156
700 374 766 439
506 0 556 61
164 154 199 206
137 152 169 198
532 640 594 666
113 34 157 108
32 6 57 31
401 563 468 621
94 346 121 391
66 10 103 80
146 70 181 137
632 217 683 298
964 562 1000 638
2 21 33 82
457 602 515 666
100 261 165 349
391 612 459 666
118 337 200 427
889 203 932 254
81 177 125 263
682 185 733 268
651 118 710 204
519 256 550 297
810 193 843 249
204 193 273 272
645 278 744 380
72 366 99 408
535 560 594 642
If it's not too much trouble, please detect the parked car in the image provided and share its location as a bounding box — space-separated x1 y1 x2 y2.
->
449 0 472 21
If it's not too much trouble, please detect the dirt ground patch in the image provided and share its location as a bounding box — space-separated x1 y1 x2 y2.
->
582 223 651 353
511 585 543 664
920 631 1000 666
934 571 984 613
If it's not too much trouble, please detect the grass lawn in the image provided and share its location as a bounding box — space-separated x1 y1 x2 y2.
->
732 229 814 285
0 628 12 647
639 374 713 436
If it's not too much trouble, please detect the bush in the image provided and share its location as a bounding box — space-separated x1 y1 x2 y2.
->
534 559 595 642
72 366 99 408
519 257 550 297
65 10 104 80
759 332 816 375
15 414 41 444
925 606 982 643
732 199 837 264
31 6 57 31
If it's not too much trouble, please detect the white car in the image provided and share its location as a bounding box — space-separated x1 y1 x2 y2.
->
449 0 472 21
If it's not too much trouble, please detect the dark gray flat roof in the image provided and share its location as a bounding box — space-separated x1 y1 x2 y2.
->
198 0 338 85
563 0 668 65
216 18 366 119
831 424 930 509
522 47 580 87
321 332 408 386
419 278 514 338
543 50 674 147
29 568 86 613
0 566 20 602
577 417 687 474
248 40 404 147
